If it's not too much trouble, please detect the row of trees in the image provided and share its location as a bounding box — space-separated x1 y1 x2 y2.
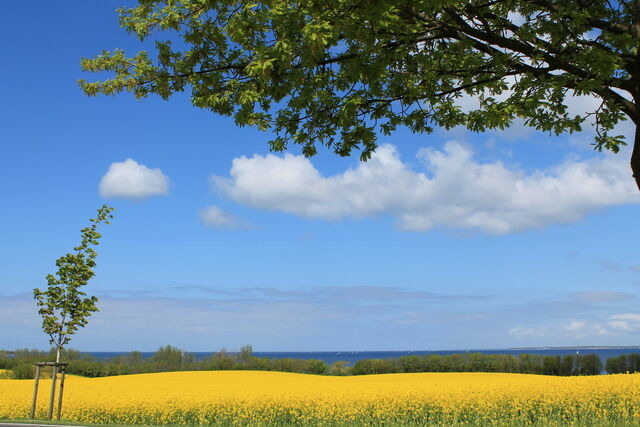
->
5 347 640 378
352 353 604 376
0 346 327 378
605 353 640 374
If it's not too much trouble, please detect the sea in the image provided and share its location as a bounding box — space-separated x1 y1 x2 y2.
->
89 347 640 367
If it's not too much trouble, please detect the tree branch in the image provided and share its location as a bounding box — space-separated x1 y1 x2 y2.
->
525 0 633 35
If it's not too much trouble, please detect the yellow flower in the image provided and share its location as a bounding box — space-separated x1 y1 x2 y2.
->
1 371 639 425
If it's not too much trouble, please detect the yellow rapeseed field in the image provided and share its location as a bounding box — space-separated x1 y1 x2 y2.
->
1 371 639 425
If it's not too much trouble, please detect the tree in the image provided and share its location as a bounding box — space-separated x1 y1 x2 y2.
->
605 354 625 373
152 345 185 370
33 205 115 363
330 360 351 375
239 344 253 362
128 350 143 366
80 0 640 188
579 353 603 375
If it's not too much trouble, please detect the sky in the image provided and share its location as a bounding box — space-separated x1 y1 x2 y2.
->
1 1 640 352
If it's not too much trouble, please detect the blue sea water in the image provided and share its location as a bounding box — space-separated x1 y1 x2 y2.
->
89 347 640 367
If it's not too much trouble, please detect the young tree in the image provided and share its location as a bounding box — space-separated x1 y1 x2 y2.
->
80 1 640 189
33 205 115 363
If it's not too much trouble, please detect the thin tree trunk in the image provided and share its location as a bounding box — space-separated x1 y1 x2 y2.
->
56 368 66 420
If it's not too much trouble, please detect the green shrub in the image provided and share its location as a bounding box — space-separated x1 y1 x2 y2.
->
12 362 35 379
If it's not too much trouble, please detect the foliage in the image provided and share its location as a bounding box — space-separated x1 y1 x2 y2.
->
80 0 640 186
606 353 640 374
0 349 48 369
238 344 253 362
10 363 36 380
152 345 193 371
200 348 235 370
33 205 114 362
0 349 99 379
2 370 640 425
353 352 606 376
1 346 624 378
352 358 402 375
330 360 350 376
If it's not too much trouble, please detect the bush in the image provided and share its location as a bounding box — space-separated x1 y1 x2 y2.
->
401 355 425 373
12 362 35 379
304 359 328 375
330 361 351 376
352 359 399 375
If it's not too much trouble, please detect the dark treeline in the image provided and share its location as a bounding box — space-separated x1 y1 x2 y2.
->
0 345 326 378
3 347 639 379
352 353 605 376
605 353 640 374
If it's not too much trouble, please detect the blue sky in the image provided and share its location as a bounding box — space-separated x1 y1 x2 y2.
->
1 1 640 352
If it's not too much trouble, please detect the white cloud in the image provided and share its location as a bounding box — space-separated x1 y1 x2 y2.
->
212 143 639 234
507 11 526 26
564 320 586 333
608 313 640 332
4 289 639 351
562 319 609 337
100 158 170 200
199 206 249 230
509 319 612 340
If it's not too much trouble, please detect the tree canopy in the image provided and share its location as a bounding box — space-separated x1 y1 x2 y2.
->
34 205 114 362
80 0 640 189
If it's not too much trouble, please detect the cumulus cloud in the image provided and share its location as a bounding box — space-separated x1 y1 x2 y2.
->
514 313 640 340
100 158 170 200
199 206 249 230
563 320 609 337
564 320 586 333
212 143 639 234
608 313 640 332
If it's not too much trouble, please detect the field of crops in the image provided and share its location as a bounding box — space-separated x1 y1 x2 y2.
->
1 371 639 425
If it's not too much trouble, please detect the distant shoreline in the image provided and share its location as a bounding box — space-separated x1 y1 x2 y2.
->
6 346 640 354
88 345 640 353
508 346 640 351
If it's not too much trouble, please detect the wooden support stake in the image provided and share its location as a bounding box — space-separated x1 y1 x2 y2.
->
56 367 66 420
30 365 42 419
47 365 58 420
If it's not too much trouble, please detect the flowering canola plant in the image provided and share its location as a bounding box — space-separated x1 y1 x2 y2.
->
1 371 639 425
